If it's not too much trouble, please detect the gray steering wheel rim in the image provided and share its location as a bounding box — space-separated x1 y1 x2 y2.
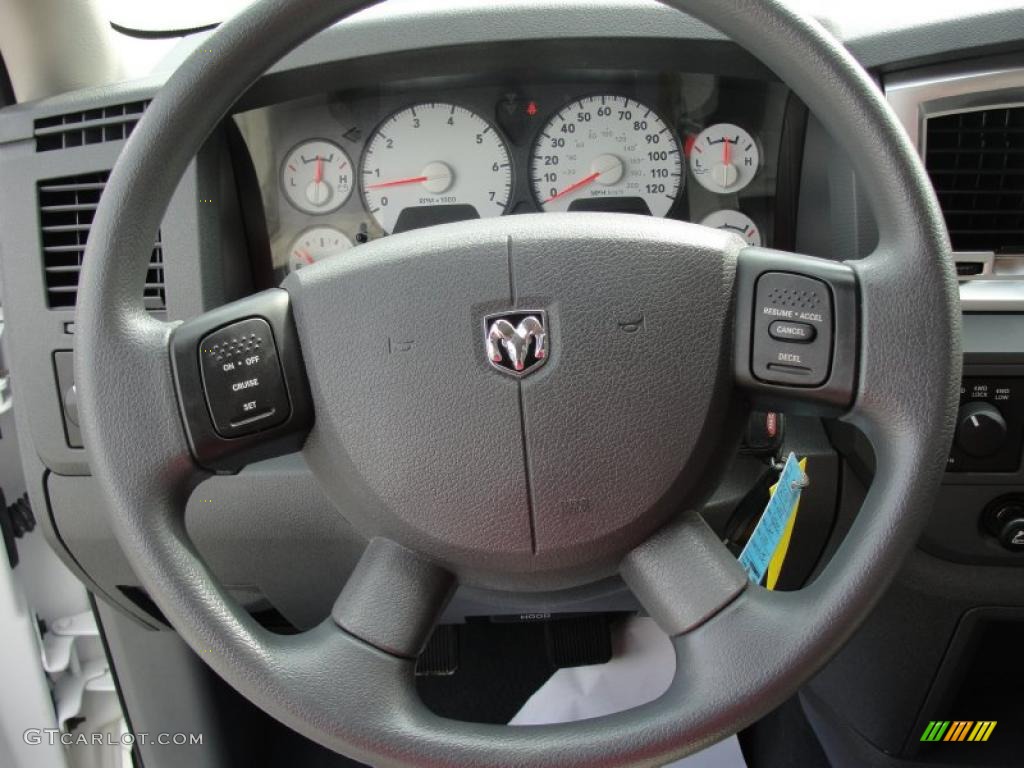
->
74 0 960 765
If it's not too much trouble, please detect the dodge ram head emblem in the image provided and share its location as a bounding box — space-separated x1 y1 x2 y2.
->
484 311 548 377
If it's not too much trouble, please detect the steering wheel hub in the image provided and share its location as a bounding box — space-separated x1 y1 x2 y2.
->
289 215 742 588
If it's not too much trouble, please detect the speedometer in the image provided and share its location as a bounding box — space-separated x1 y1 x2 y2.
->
360 103 512 234
530 95 682 217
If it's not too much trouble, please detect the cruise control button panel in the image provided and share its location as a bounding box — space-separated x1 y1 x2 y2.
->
170 289 313 472
752 272 833 387
199 318 290 438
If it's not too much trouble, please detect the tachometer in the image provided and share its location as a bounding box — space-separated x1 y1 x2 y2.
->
530 95 682 217
360 103 512 234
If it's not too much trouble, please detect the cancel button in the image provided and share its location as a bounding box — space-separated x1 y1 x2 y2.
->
769 320 816 343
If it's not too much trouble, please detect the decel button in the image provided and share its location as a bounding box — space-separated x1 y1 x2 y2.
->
769 320 816 343
198 318 291 438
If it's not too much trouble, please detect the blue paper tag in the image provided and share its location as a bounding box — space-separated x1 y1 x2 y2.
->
738 452 805 585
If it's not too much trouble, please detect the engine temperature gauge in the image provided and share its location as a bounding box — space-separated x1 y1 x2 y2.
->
690 123 760 194
281 139 353 214
699 210 762 247
288 227 352 272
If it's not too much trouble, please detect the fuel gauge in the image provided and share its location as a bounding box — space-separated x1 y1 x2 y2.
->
699 209 762 247
288 227 352 272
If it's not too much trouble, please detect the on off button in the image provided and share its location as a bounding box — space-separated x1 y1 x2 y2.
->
198 318 291 438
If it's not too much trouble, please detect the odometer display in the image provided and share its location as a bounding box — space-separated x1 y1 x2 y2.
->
530 96 682 217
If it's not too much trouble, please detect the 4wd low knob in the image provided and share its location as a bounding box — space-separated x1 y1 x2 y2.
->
955 401 1008 458
984 498 1024 552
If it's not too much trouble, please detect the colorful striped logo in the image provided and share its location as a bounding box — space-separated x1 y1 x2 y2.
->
920 721 997 742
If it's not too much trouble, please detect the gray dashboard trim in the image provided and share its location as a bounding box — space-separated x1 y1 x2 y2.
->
2 0 1024 143
886 57 1024 153
885 56 1024 311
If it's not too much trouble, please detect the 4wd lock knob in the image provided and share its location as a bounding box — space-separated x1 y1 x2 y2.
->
955 401 1008 458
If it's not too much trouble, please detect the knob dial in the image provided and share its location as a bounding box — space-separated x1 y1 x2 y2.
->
997 517 1024 552
955 401 1008 458
984 499 1024 552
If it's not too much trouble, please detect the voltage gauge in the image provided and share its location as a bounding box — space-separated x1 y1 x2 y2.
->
699 210 762 247
288 227 352 272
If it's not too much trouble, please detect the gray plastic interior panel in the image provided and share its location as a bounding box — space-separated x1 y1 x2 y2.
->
48 454 648 626
0 134 250 477
0 121 253 616
47 457 365 631
132 0 1024 98
95 599 231 768
1 2 1021 143
52 350 81 448
805 545 1024 760
962 314 1024 366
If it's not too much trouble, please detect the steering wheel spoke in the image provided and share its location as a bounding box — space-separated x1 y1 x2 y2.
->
332 538 456 658
168 288 314 472
733 246 859 417
622 511 748 637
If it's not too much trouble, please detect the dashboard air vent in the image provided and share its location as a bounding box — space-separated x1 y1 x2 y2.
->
33 101 149 152
38 172 166 310
925 106 1024 254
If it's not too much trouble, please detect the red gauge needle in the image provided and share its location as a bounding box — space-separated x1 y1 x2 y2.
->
365 175 430 190
314 156 324 184
723 139 732 166
543 170 601 204
295 248 313 265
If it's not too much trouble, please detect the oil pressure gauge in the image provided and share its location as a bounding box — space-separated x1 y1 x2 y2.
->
690 123 760 194
281 139 353 214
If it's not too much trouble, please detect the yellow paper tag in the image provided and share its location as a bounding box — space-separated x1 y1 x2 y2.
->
765 457 806 590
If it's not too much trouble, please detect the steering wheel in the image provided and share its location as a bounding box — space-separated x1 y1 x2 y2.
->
75 0 960 764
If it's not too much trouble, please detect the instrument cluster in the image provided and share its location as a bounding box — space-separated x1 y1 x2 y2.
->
235 74 795 278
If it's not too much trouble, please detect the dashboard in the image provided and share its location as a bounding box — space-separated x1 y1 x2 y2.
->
234 72 798 281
